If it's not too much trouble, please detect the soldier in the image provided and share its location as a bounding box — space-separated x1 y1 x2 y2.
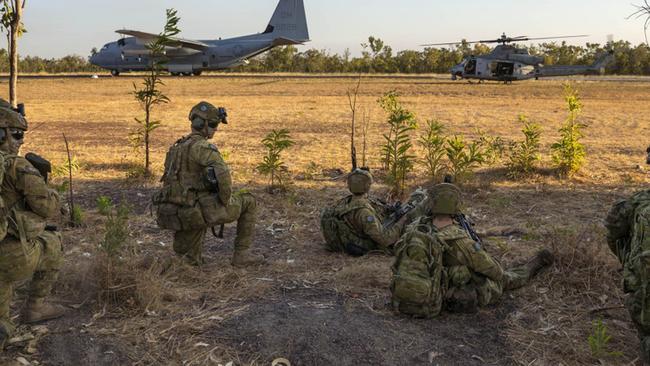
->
605 153 650 363
391 183 553 316
153 101 263 267
0 104 65 348
320 169 424 256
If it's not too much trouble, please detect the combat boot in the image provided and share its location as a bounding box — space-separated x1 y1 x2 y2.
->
22 299 66 324
524 249 555 278
231 250 265 268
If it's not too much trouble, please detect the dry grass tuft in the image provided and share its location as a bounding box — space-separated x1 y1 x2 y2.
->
505 224 639 365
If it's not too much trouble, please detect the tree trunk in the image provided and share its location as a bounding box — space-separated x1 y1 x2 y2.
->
145 107 150 175
9 0 22 108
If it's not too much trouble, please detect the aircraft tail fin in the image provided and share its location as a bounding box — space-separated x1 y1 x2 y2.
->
263 0 310 43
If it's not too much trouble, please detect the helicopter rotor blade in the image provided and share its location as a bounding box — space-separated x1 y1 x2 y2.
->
420 40 485 47
519 34 589 42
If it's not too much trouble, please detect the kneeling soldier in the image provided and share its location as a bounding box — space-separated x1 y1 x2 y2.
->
0 103 65 347
154 102 264 267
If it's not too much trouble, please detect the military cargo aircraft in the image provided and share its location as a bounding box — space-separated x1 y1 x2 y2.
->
89 0 309 76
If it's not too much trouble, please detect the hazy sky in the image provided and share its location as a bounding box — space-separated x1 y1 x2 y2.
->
18 0 649 59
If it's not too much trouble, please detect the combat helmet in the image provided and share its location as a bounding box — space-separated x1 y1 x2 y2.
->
347 169 373 195
189 101 228 124
0 104 27 130
428 183 461 215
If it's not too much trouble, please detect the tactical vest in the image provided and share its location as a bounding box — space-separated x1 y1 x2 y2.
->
320 195 379 254
390 218 447 318
153 135 213 231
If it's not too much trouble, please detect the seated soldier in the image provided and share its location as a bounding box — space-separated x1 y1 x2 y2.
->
320 169 424 256
393 183 554 315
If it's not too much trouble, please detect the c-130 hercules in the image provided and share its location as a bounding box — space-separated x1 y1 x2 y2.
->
89 0 309 76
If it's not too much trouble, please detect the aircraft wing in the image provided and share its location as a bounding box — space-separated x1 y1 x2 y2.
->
116 29 210 51
272 37 308 46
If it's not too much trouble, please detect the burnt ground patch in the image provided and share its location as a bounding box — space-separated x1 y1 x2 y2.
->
214 287 514 366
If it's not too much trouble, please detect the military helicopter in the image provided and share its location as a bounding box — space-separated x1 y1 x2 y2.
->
422 33 614 83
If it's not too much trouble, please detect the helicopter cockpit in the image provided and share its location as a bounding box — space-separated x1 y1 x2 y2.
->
464 58 477 75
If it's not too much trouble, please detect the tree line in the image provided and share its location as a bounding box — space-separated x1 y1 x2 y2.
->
2 37 650 75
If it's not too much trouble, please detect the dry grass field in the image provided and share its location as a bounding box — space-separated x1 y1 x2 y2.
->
0 74 648 366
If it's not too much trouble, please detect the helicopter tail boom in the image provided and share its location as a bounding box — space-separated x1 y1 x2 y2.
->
534 50 614 78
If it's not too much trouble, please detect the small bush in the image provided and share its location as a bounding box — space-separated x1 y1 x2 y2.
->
476 130 506 165
445 135 485 182
257 129 294 189
52 156 80 178
100 203 131 257
378 91 417 196
507 114 542 178
71 205 85 227
96 196 113 216
551 83 587 176
588 318 623 359
419 119 447 180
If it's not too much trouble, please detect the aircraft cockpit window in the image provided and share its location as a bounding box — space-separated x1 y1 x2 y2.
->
464 59 477 75
118 38 126 47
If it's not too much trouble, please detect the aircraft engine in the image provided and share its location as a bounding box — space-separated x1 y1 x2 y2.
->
509 54 544 65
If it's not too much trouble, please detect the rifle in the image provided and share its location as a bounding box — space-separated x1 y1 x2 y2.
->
454 213 482 251
205 166 225 239
25 152 52 183
382 188 427 229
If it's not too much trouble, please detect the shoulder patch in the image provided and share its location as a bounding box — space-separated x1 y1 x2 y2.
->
366 216 375 223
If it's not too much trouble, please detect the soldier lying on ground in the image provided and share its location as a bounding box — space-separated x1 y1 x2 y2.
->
391 183 554 318
320 169 427 256
605 152 650 364
0 101 65 348
153 101 264 267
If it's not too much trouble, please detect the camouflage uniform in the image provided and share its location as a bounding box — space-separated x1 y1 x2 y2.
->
438 223 537 310
391 183 553 316
320 169 422 256
606 189 650 362
154 102 260 266
0 106 63 345
329 194 405 255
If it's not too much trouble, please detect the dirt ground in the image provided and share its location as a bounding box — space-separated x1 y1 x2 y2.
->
0 74 647 365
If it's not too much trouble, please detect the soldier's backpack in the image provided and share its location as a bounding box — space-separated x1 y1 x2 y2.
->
320 196 376 254
390 220 447 318
606 190 650 261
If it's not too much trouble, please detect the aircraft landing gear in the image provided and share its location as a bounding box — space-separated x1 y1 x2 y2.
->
110 70 120 77
170 72 180 76
192 70 202 76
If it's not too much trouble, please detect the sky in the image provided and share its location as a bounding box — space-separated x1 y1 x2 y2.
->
18 0 650 59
